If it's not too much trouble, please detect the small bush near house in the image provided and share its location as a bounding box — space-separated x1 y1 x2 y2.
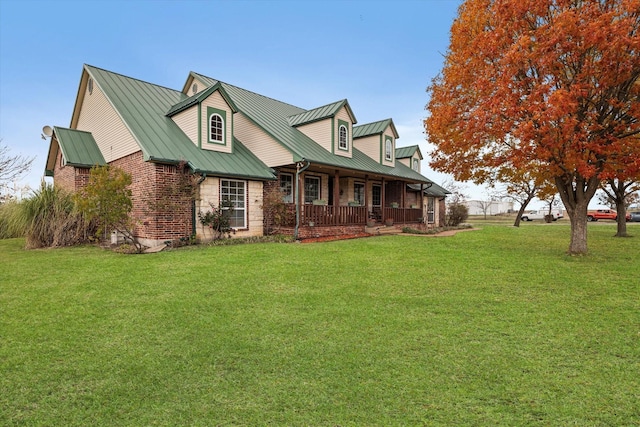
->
75 165 142 253
445 201 469 226
198 200 234 240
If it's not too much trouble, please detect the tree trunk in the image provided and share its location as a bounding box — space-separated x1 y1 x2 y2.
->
512 196 534 227
555 175 600 255
566 203 590 254
615 199 628 237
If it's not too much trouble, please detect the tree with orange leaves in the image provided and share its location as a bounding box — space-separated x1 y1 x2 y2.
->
425 0 640 254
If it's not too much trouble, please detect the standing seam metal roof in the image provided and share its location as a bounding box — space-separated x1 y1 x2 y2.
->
84 65 274 180
53 126 106 167
191 72 431 183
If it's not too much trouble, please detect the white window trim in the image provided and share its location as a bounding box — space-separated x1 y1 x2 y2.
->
220 179 247 229
385 138 393 161
209 113 225 144
338 124 348 151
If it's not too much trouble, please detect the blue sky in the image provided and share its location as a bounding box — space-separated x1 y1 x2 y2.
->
1 0 495 199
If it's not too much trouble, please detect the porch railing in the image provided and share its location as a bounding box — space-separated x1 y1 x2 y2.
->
302 205 368 226
294 205 423 226
382 207 423 224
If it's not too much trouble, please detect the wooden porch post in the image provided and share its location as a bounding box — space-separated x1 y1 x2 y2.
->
402 182 407 222
364 175 370 224
381 177 386 219
334 170 340 225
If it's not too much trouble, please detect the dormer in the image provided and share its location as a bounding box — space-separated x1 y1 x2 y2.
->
167 82 238 154
353 118 399 167
288 99 357 158
395 145 423 173
181 72 211 97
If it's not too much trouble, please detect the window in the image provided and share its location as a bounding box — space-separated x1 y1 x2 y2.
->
385 138 393 161
209 114 224 143
354 182 365 206
372 185 381 207
304 176 320 204
280 173 293 203
338 124 348 151
207 107 226 145
221 179 246 228
413 158 419 171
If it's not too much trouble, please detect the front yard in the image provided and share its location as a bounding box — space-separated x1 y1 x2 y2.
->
1 224 638 425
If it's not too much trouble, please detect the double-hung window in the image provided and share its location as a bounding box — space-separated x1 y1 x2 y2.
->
221 179 246 228
304 176 320 204
279 173 293 203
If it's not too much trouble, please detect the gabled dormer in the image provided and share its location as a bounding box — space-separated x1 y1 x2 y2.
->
288 99 357 158
395 145 423 173
181 72 211 97
353 118 399 167
167 82 238 154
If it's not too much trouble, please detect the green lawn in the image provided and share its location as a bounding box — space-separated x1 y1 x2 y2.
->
1 224 639 426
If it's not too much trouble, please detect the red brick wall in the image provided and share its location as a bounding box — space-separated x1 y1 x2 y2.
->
109 151 193 242
52 149 90 192
54 149 195 244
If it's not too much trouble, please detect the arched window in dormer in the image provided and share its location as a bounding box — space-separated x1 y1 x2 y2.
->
339 125 348 151
413 158 419 171
385 138 393 161
209 113 224 144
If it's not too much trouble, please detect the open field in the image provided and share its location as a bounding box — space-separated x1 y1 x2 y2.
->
1 224 639 425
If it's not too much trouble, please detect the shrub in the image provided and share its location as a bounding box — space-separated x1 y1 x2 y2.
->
75 165 142 253
198 200 234 240
446 201 469 226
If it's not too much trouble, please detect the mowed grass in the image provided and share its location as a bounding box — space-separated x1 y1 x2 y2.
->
1 224 639 426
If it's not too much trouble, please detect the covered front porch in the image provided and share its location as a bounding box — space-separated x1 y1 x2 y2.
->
298 204 423 227
274 163 431 231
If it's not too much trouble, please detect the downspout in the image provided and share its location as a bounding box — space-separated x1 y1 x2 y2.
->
294 159 310 240
193 173 207 237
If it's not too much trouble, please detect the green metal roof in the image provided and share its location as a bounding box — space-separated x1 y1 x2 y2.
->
287 99 356 127
408 183 451 197
395 145 422 160
166 82 238 117
191 72 430 183
353 118 398 139
84 65 274 180
54 126 106 167
75 65 436 184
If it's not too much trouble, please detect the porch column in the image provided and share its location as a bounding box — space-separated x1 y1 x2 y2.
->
402 182 406 208
381 178 386 217
364 175 369 209
333 170 340 206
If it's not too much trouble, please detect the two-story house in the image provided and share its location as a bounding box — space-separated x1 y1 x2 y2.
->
44 65 448 246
